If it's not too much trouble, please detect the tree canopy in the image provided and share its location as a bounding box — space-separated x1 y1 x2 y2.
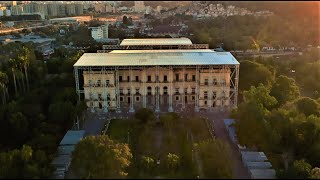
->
71 135 132 179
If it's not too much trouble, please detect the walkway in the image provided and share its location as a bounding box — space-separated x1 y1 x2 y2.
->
205 110 250 179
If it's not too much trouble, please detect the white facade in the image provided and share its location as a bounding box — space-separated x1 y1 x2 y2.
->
91 24 108 40
74 38 240 113
134 1 145 12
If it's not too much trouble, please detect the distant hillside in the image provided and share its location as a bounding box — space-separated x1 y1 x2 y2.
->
120 1 191 8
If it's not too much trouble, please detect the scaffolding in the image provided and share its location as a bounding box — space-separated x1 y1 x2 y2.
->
195 65 200 112
129 66 135 113
74 64 239 113
155 65 160 113
142 66 147 108
168 66 173 112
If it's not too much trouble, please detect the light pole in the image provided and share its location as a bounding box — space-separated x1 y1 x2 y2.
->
127 130 130 144
192 149 194 162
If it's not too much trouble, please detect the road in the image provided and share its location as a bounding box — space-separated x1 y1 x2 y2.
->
0 24 52 34
203 110 250 179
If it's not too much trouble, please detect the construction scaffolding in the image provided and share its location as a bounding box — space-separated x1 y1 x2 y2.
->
73 64 239 113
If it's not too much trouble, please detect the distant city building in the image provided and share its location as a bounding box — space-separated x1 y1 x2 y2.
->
105 4 112 13
12 1 17 6
134 1 145 12
156 5 162 13
91 23 109 41
147 25 184 38
11 5 24 15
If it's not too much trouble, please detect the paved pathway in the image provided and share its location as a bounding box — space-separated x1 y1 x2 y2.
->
205 110 250 179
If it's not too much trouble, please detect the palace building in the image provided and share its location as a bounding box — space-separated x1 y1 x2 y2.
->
73 38 240 113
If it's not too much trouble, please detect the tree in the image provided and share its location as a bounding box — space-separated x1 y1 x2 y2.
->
134 108 156 123
233 84 277 150
238 60 275 92
9 58 19 97
310 167 320 179
71 135 132 179
286 159 312 179
0 71 9 105
165 153 180 173
122 16 128 25
140 156 155 173
196 139 233 178
270 75 300 106
295 97 320 116
17 46 32 91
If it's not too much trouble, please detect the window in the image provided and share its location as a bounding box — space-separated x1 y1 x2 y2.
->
136 96 140 102
192 75 196 81
184 88 188 94
175 96 180 101
136 88 140 94
119 76 123 82
97 80 101 86
127 76 130 82
106 80 110 85
185 74 188 81
175 88 180 94
221 79 226 86
204 101 207 105
213 79 217 85
127 88 131 94
147 87 152 95
163 86 168 95
119 89 123 94
164 75 167 82
192 96 195 100
156 75 159 81
148 76 151 82
136 76 139 82
98 93 102 100
204 79 208 85
175 74 179 81
204 91 208 99
192 88 195 94
213 91 217 99
120 96 124 102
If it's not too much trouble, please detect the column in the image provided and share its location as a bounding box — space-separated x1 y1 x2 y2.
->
74 67 80 101
194 65 199 112
142 66 147 108
155 65 160 112
234 65 239 108
129 66 135 113
182 66 185 109
208 66 213 111
168 66 173 112
102 66 108 113
115 67 121 113
89 67 95 113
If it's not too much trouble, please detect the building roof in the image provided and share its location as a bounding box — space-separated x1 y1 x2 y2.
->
73 49 240 67
245 161 273 169
120 37 192 46
58 145 75 155
241 151 268 162
249 169 276 179
51 154 71 166
59 130 85 146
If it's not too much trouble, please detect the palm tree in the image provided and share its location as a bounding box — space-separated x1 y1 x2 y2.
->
18 46 31 91
0 71 8 105
9 58 19 97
